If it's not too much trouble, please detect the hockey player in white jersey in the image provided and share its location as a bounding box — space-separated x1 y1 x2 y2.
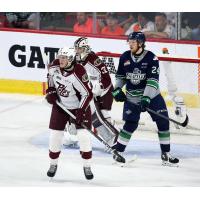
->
46 46 94 180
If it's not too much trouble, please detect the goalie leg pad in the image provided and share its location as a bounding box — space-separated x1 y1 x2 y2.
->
92 112 115 143
96 125 115 143
101 109 111 122
92 112 102 128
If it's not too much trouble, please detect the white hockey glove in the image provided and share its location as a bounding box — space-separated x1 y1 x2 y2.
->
172 96 187 129
173 96 187 118
91 80 104 97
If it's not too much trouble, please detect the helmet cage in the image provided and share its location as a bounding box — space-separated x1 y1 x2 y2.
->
74 37 91 60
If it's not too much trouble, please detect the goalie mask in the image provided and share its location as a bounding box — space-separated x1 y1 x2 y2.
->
57 47 75 69
74 37 91 60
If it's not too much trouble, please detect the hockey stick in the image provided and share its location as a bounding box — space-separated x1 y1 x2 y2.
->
93 99 119 139
56 100 125 163
126 91 189 127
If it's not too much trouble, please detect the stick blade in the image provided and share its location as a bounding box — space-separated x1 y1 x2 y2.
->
182 114 189 127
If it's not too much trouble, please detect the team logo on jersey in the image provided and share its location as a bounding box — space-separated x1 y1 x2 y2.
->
82 73 89 82
125 109 132 115
126 68 146 85
94 58 102 66
124 60 130 66
56 81 70 97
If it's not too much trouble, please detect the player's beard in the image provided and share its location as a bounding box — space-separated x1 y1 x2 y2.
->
131 44 142 55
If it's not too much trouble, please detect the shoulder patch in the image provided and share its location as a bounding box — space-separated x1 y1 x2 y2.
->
153 56 158 61
82 73 89 82
94 58 102 66
124 60 131 66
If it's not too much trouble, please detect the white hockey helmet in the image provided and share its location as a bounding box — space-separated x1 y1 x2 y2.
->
57 46 75 67
74 37 91 60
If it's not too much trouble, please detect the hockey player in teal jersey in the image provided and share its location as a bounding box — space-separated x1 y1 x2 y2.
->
112 32 179 166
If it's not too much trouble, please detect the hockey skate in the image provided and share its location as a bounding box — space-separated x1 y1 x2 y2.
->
161 152 179 167
112 151 137 168
83 166 94 180
113 151 125 163
47 164 57 178
113 151 126 167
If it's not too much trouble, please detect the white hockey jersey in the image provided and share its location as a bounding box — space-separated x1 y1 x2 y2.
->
47 60 93 110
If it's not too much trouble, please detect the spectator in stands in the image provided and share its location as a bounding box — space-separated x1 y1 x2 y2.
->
125 12 154 35
40 13 66 31
165 12 176 26
117 12 136 32
181 13 192 40
73 12 100 34
65 13 76 32
144 12 176 39
101 12 124 36
191 24 200 41
5 12 37 29
0 12 9 27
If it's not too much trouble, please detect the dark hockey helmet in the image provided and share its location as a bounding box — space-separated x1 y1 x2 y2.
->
128 32 146 46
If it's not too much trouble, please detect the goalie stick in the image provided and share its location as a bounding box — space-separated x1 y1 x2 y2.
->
126 91 189 127
56 100 125 163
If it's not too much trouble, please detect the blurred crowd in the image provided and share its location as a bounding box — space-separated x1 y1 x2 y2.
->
0 12 200 41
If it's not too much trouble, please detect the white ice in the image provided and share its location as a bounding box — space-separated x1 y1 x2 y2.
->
0 93 200 186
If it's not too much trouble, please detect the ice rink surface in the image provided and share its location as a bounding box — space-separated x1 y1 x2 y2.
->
0 93 200 187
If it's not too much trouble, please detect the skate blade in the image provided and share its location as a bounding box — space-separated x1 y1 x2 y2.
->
112 154 138 168
162 161 179 167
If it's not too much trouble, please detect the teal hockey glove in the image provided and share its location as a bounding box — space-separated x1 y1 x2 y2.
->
112 87 126 102
140 96 151 112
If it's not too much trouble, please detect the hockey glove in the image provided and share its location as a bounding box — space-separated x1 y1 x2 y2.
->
76 108 85 125
112 87 126 102
140 96 151 112
46 87 58 105
91 80 104 97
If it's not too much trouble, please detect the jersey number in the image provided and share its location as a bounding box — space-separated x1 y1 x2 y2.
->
152 66 160 74
101 66 108 74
